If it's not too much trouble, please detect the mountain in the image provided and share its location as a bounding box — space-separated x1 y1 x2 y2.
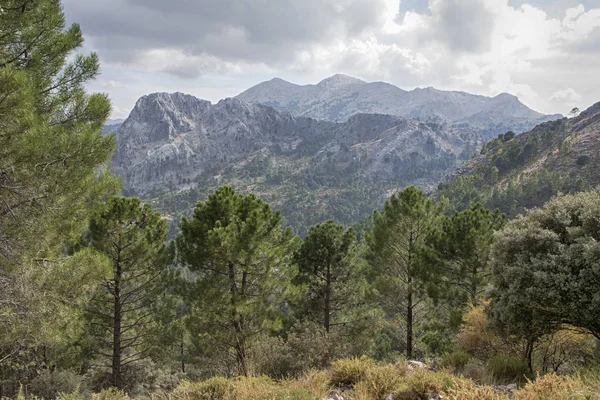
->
237 74 561 134
112 92 484 233
439 102 600 216
102 118 126 134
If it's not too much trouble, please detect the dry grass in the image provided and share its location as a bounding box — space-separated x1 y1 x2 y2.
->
513 374 597 400
116 359 600 400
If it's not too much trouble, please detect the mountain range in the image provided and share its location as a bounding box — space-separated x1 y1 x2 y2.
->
109 75 569 233
237 74 561 134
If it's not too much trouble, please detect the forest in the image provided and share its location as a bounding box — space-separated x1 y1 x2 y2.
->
1 1 600 399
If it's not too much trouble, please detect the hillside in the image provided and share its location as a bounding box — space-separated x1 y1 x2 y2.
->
236 74 561 135
112 92 488 234
439 102 600 216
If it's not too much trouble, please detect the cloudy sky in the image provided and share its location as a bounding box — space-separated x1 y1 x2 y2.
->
62 0 600 119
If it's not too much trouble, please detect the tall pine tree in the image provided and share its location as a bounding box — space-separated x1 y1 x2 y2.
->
367 186 445 359
0 0 117 391
177 186 299 376
86 197 174 389
294 220 370 334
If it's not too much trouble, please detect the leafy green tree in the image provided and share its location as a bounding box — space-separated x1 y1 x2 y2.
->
0 0 117 391
293 220 373 338
177 186 299 376
488 188 600 370
366 186 446 359
428 203 505 306
86 197 174 389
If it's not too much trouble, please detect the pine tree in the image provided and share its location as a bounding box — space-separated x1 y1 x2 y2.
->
0 0 117 390
427 203 505 306
294 220 369 334
86 197 174 389
366 186 445 359
177 186 299 376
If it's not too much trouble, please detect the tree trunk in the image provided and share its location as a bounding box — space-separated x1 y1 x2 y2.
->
180 330 185 373
324 262 331 333
525 338 535 373
112 259 122 389
228 261 248 377
406 291 413 359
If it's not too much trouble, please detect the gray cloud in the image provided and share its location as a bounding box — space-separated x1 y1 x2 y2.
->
64 0 390 76
429 0 495 53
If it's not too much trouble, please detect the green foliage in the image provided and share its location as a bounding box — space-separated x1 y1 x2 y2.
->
0 0 118 393
29 370 89 400
487 355 530 384
367 186 446 358
86 197 174 389
293 221 375 342
441 351 473 373
329 357 375 386
577 155 590 166
427 203 505 306
177 186 299 376
489 188 600 349
94 387 130 400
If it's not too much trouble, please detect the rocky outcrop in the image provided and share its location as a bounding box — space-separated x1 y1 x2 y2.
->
112 93 482 195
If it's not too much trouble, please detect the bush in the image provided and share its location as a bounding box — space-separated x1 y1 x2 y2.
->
441 350 472 372
577 155 590 166
29 370 89 400
172 376 323 400
404 369 458 398
461 359 488 384
446 379 505 400
487 355 530 384
329 357 374 386
513 374 589 400
171 377 234 400
92 388 130 400
362 364 406 399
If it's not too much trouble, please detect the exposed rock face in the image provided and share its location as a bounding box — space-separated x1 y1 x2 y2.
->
112 93 481 195
237 74 561 132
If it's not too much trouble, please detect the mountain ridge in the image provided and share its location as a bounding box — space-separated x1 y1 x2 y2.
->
236 74 562 134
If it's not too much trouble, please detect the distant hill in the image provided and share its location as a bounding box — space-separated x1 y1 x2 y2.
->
236 74 562 135
439 102 600 216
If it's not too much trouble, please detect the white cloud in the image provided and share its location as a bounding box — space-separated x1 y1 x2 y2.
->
550 88 583 109
62 0 600 117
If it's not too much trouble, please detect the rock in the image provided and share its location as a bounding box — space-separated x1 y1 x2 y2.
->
112 93 484 195
407 360 429 373
385 393 399 400
396 389 419 400
492 383 517 396
326 386 351 400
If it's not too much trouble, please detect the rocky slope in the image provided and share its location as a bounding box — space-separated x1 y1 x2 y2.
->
237 74 561 134
439 101 600 216
112 92 486 232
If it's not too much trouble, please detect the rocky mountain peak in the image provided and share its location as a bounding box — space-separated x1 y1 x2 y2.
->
317 74 365 89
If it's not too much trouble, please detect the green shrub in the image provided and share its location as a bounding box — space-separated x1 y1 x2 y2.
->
363 364 405 399
487 355 530 384
577 155 590 166
441 351 472 372
172 378 234 400
30 370 89 400
93 387 130 400
461 359 488 384
404 369 457 398
329 357 375 386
